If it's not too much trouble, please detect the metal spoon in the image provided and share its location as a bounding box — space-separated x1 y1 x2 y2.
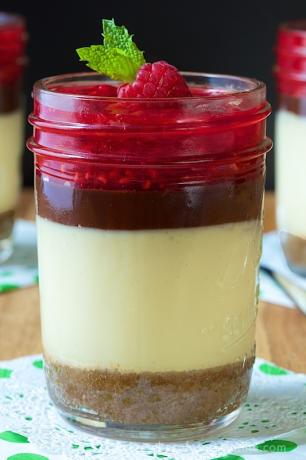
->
261 266 306 316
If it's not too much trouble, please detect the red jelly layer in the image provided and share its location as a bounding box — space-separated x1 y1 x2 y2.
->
0 13 26 84
276 20 306 97
28 75 271 191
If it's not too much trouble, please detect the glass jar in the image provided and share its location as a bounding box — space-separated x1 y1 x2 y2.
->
28 72 271 441
0 13 26 261
275 21 306 274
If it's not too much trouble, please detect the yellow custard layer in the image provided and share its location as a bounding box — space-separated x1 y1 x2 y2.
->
37 217 260 372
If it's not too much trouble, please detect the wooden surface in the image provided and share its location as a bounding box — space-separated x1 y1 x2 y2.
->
0 190 306 373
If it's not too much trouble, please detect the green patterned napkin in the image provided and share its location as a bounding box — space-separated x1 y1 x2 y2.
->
0 220 38 292
0 356 305 459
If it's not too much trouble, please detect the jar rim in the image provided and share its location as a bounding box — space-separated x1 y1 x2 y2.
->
0 12 24 29
279 19 306 36
34 71 266 103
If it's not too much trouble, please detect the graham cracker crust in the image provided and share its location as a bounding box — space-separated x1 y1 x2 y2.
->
45 356 254 425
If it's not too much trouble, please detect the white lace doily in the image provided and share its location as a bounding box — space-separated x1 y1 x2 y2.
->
0 355 305 459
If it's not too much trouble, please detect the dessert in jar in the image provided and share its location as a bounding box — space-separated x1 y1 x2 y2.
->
28 20 272 441
0 13 26 261
275 21 306 274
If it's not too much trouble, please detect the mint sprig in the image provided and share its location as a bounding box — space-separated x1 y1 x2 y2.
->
76 19 145 82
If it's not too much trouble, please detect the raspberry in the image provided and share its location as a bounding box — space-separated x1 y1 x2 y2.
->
117 61 191 98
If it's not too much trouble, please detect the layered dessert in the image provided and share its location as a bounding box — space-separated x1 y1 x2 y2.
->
275 21 306 274
0 13 26 260
37 177 261 426
276 102 306 272
28 19 271 440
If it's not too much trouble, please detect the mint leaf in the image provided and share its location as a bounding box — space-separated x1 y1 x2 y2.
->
77 46 138 82
76 19 145 82
102 19 144 69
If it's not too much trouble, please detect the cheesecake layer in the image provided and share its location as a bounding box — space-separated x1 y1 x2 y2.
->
37 216 260 373
46 357 254 425
276 109 306 238
0 109 23 214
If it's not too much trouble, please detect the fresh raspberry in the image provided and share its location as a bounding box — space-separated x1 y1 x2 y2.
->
117 61 191 98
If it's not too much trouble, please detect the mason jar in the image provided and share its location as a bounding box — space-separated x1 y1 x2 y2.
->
28 72 271 441
275 21 306 274
0 13 26 261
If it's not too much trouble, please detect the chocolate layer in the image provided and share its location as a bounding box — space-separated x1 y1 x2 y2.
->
279 94 306 116
46 357 254 425
36 175 263 230
0 81 21 113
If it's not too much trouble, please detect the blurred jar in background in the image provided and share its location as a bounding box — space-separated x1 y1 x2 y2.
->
275 21 306 275
0 13 26 261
